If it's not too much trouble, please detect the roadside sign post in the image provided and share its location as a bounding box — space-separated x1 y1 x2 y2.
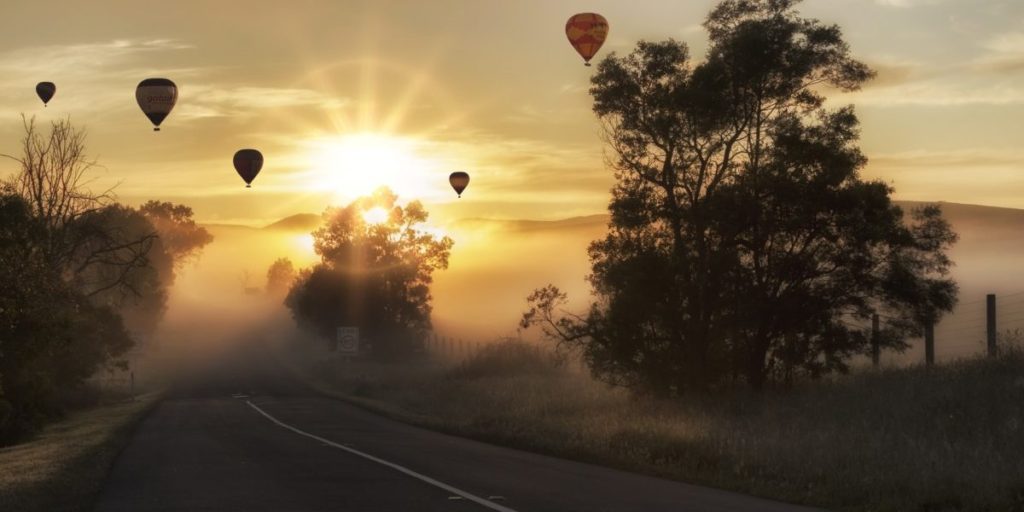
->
336 327 359 361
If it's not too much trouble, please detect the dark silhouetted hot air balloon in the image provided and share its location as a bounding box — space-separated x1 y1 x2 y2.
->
233 149 263 188
136 78 177 131
565 13 609 66
36 82 56 107
449 171 470 198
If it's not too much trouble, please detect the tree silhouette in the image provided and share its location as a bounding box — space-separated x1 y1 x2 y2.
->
523 0 957 393
266 257 296 296
85 202 212 337
139 200 213 269
0 193 133 442
0 119 212 441
1 116 154 299
286 187 453 359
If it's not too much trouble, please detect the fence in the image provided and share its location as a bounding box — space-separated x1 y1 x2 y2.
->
422 333 488 362
426 292 1024 369
862 292 1024 367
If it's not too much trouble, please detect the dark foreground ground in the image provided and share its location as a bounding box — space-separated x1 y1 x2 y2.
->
94 348 820 512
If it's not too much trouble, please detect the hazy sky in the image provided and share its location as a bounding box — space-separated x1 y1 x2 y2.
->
0 0 1021 225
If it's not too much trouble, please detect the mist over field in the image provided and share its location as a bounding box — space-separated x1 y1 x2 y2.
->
140 199 1024 370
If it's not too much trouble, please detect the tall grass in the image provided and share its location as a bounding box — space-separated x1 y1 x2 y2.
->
0 393 160 512
301 339 1024 511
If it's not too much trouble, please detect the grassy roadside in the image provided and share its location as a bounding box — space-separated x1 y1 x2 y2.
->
288 342 1024 512
0 393 161 512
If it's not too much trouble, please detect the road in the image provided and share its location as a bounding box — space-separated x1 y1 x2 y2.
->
95 350 823 512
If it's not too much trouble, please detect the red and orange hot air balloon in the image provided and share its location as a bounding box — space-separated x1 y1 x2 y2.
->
565 13 609 66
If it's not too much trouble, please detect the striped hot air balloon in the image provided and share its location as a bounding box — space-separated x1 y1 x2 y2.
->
565 13 609 66
136 78 177 131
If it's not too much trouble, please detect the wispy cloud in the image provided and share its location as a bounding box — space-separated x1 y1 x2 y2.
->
865 148 1024 207
974 31 1024 73
873 0 944 7
837 50 1024 106
0 39 346 121
177 86 350 120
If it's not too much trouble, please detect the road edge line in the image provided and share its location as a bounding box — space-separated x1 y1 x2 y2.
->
245 400 518 512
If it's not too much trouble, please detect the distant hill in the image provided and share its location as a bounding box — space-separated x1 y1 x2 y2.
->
252 201 1024 237
897 201 1024 235
452 214 609 233
263 213 321 232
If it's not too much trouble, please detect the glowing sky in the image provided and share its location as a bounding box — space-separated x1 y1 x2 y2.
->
0 0 1021 225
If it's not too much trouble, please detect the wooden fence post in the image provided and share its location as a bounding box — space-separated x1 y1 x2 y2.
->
924 321 935 366
987 294 997 357
871 313 880 367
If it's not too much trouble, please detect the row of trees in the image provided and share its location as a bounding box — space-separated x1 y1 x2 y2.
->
522 0 958 393
0 117 211 442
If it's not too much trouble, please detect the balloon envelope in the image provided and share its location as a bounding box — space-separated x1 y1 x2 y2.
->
36 82 55 106
233 149 264 188
565 13 609 66
136 78 177 131
449 171 470 198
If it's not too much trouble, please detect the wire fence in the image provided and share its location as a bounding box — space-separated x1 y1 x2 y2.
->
841 291 1024 366
422 333 490 362
425 292 1024 369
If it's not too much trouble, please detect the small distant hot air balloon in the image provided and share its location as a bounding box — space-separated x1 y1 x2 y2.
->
233 149 264 188
36 82 56 107
449 171 470 198
565 13 609 66
136 78 177 131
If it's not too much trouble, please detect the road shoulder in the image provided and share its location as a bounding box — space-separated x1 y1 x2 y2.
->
0 393 162 512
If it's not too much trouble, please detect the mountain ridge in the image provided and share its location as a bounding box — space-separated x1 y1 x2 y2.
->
203 201 1024 233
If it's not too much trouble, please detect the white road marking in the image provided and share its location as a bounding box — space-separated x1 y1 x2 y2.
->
246 400 518 512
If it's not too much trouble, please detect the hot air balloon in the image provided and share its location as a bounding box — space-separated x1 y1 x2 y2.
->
36 82 56 107
233 149 263 188
565 13 609 66
449 171 470 198
136 78 177 131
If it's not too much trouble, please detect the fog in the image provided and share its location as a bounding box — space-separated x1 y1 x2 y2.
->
133 200 1024 382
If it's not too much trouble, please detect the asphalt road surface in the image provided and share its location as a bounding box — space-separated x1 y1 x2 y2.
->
95 349 823 512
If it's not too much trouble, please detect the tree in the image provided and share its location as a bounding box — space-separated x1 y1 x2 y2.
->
266 257 296 296
0 192 133 442
286 187 453 359
522 0 957 393
139 200 213 269
0 118 211 442
123 200 213 335
1 116 154 300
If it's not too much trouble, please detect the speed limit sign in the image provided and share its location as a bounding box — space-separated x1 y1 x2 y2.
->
336 327 359 354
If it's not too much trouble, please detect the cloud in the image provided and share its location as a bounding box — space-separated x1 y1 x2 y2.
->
0 39 347 121
869 149 1024 170
836 51 1024 106
840 80 1024 106
865 149 1024 208
974 31 1024 73
178 86 350 120
873 0 943 7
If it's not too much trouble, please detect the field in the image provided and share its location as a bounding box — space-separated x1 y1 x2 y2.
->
0 393 161 512
294 342 1024 512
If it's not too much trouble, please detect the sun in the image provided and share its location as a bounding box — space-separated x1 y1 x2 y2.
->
362 206 389 225
305 133 443 201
